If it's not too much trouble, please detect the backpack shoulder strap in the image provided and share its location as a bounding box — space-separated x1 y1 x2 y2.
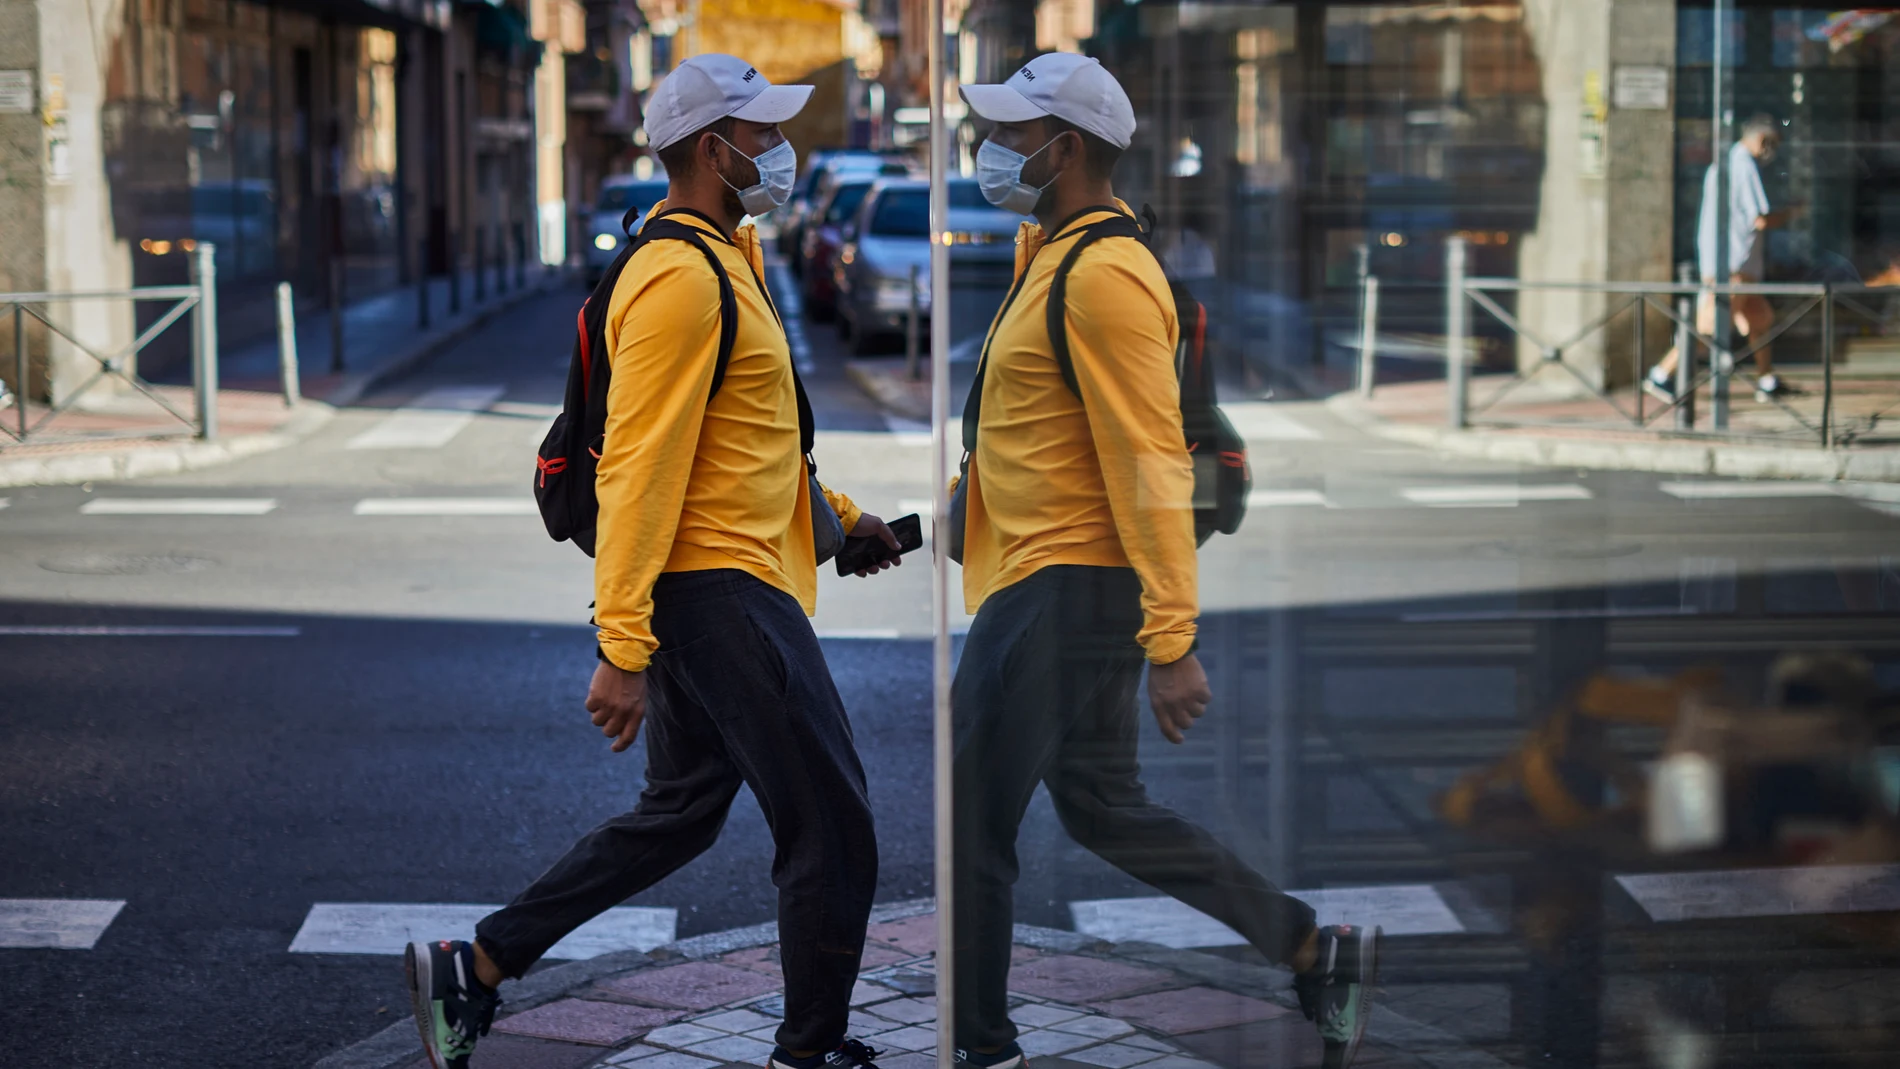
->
1046 215 1148 398
633 217 738 401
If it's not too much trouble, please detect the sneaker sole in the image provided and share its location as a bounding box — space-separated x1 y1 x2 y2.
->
1642 382 1677 404
405 942 445 1069
1323 926 1381 1069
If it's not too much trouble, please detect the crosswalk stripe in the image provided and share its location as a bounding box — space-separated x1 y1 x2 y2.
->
881 415 933 447
1401 484 1592 507
1659 480 1840 500
1616 863 1900 922
1221 403 1321 441
80 498 278 515
353 498 538 516
288 903 677 958
0 899 126 950
1248 489 1329 509
816 628 904 640
0 625 299 637
346 385 507 450
1071 885 1465 946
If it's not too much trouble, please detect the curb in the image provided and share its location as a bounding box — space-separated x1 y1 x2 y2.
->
313 898 1506 1069
0 280 557 489
844 361 932 423
1327 393 1900 482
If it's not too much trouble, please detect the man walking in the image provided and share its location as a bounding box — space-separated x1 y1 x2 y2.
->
405 54 898 1069
1646 114 1794 404
950 53 1377 1069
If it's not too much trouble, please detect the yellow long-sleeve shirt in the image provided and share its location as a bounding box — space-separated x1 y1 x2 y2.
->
961 204 1198 664
595 207 860 672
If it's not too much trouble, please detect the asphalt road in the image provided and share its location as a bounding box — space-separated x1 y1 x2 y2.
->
4 269 1899 1067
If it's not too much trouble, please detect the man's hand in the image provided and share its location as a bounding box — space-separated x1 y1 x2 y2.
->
586 660 648 752
847 512 903 578
1148 653 1211 745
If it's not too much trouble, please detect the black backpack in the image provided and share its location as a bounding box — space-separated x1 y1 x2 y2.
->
1045 207 1250 545
534 209 830 558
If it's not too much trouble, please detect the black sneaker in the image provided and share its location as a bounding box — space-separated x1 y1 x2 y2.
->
1293 925 1380 1068
405 939 500 1069
953 1041 1026 1069
1642 375 1678 404
770 1038 886 1069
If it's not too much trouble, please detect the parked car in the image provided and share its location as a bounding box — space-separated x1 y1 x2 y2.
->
833 178 1016 356
779 150 909 273
584 174 669 286
797 177 879 320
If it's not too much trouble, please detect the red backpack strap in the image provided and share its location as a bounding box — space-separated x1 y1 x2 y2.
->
576 299 592 396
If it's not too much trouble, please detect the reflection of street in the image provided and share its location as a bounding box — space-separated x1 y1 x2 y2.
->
2 276 1898 1066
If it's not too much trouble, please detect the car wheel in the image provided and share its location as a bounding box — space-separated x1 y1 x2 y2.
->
805 289 835 323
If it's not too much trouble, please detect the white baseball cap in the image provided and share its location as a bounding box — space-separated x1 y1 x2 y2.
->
959 53 1135 150
644 54 813 152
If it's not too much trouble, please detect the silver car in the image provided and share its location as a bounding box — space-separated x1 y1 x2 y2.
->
833 178 1017 356
584 175 669 286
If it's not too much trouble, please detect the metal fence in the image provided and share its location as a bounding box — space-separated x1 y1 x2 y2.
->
1432 236 1899 448
1 242 221 446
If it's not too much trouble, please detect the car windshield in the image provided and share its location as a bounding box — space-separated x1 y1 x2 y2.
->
596 182 667 214
868 184 989 236
824 183 873 225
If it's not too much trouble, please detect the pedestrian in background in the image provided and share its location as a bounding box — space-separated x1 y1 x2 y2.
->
404 54 899 1069
949 53 1378 1069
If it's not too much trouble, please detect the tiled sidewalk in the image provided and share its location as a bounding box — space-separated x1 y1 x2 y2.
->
323 902 1468 1069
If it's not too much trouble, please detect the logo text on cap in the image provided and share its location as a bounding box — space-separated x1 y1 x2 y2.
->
743 67 757 82
1018 67 1035 80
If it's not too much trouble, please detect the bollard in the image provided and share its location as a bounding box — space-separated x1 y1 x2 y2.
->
329 256 345 373
1357 274 1380 398
1821 286 1835 448
1445 237 1468 428
495 227 509 296
416 240 431 331
449 230 463 314
13 299 28 439
474 229 487 303
515 222 527 289
906 263 922 381
1675 263 1695 430
194 243 221 440
276 281 300 407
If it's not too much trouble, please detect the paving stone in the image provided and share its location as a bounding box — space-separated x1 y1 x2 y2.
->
681 1034 773 1063
1010 1002 1084 1028
870 1025 938 1051
866 913 938 955
863 995 937 1024
1049 1014 1136 1040
851 978 903 1006
1061 1041 1168 1068
492 999 675 1046
597 961 783 1011
1006 956 1177 1004
1169 1017 1320 1068
1016 1028 1096 1057
400 1032 606 1068
749 994 787 1018
857 942 914 970
1094 986 1290 1036
875 1053 937 1069
689 1007 781 1034
1011 945 1043 963
715 946 783 977
1119 1033 1177 1053
644 1022 728 1049
1135 1057 1220 1069
848 1009 897 1035
603 1046 723 1069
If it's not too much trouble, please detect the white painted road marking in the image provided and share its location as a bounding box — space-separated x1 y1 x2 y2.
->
881 415 933 446
1616 864 1900 922
1248 489 1329 509
288 903 677 958
0 626 300 637
0 899 126 949
346 385 507 450
1401 484 1593 508
1221 403 1321 441
80 498 278 515
898 498 935 517
1659 480 1840 500
353 498 538 516
488 401 563 420
815 628 904 640
1070 885 1465 947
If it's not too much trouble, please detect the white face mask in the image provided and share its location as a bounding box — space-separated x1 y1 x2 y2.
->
714 135 796 217
976 136 1059 216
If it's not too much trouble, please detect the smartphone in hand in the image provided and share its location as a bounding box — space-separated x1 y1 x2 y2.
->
836 513 923 576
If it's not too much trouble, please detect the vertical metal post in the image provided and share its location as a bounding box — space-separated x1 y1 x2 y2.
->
1676 263 1696 429
1633 289 1648 424
13 304 27 439
417 240 432 330
496 226 509 295
927 0 955 1061
475 229 487 303
1821 286 1835 448
276 281 300 407
194 243 221 440
449 229 463 313
1357 274 1380 398
516 222 527 289
906 263 921 381
1446 237 1469 428
329 255 345 373
1710 0 1732 431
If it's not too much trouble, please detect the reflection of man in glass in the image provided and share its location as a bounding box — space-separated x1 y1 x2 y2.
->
1646 114 1793 404
951 53 1377 1069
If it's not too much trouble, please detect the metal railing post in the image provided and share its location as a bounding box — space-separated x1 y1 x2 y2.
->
496 226 509 296
417 239 432 330
449 229 463 314
1446 237 1469 428
515 222 527 289
475 229 487 303
276 281 300 407
329 256 345 373
1633 284 1648 424
1821 286 1835 448
1676 264 1696 429
905 263 921 381
12 303 27 439
1358 274 1380 398
194 242 220 440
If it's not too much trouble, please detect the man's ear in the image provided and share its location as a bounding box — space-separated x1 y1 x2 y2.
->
1054 129 1084 171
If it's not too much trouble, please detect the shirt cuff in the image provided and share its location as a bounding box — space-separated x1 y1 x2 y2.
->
1144 630 1197 666
596 633 653 672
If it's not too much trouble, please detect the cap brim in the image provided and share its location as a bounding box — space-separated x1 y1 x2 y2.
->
959 83 1049 123
730 84 813 124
